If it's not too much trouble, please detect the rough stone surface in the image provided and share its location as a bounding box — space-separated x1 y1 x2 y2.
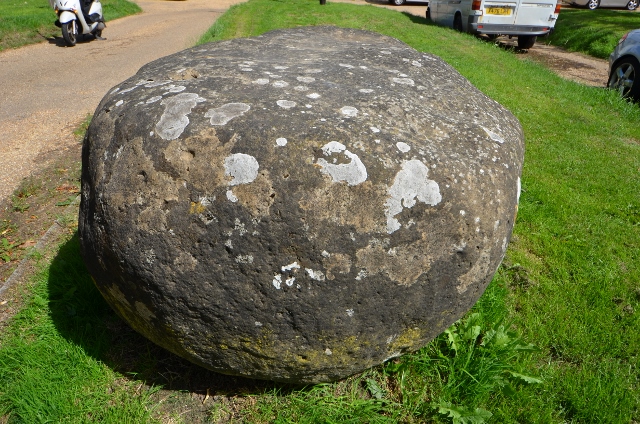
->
79 26 524 384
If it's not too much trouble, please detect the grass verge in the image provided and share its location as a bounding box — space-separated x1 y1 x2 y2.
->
546 8 639 59
1 0 639 422
0 0 141 52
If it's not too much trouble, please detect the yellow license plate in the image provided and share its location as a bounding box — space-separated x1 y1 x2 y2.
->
486 7 511 15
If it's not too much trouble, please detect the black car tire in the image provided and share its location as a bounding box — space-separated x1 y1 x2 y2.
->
517 35 536 49
453 14 463 32
627 0 638 10
608 56 640 103
587 0 599 9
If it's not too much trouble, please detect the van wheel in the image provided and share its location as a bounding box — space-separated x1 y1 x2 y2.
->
587 0 599 9
627 0 638 10
453 14 463 32
391 0 405 5
517 35 536 49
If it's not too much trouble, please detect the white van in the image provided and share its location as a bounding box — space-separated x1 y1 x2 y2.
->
427 0 561 49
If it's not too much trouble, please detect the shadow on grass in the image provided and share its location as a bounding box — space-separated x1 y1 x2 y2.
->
46 232 296 397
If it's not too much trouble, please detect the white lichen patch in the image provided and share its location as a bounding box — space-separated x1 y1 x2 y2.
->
307 93 321 99
305 268 326 281
145 80 172 88
340 106 358 118
276 137 288 146
346 309 354 317
392 77 415 86
277 100 296 109
272 274 282 289
272 80 289 88
339 63 355 68
294 86 309 91
385 160 442 233
205 103 250 126
359 88 374 94
226 189 238 202
146 96 162 104
253 78 270 85
115 100 124 107
315 141 368 186
282 262 300 272
165 85 186 93
156 93 205 140
396 142 411 153
224 153 259 186
297 76 315 83
370 127 380 133
411 60 422 67
482 126 505 144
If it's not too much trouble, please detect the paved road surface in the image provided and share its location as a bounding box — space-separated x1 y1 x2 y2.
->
0 0 245 204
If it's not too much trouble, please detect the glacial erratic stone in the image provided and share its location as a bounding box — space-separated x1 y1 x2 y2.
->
79 26 524 384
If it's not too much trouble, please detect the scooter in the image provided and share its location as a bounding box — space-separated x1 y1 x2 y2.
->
52 0 106 46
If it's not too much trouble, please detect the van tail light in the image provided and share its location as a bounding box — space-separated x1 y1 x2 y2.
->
554 0 561 14
472 0 482 10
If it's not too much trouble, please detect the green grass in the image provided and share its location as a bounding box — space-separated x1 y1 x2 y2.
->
1 0 640 422
546 8 639 59
0 0 141 51
0 236 159 422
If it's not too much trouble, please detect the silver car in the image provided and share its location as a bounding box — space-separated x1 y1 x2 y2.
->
608 29 640 102
571 0 638 10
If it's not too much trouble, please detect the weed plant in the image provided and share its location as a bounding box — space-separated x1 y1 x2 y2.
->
0 0 639 422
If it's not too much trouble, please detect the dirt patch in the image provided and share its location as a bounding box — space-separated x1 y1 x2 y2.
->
521 41 609 87
0 141 82 285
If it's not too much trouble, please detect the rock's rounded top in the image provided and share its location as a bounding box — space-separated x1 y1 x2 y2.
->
80 26 524 384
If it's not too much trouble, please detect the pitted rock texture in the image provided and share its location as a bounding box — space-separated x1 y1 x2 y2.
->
79 26 524 384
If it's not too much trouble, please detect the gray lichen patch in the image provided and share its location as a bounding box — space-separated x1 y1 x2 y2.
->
315 141 368 186
156 92 206 140
224 153 259 186
205 103 250 126
385 160 442 234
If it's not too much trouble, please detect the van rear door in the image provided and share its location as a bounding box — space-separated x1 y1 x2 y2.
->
514 0 558 29
478 0 520 28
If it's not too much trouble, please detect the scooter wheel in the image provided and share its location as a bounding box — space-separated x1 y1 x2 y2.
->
61 21 77 46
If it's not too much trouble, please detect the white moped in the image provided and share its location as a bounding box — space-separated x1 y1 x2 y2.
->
52 0 106 46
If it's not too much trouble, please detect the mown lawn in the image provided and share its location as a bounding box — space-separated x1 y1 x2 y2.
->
1 0 639 422
546 7 639 59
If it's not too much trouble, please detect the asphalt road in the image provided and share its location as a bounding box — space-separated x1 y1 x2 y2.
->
0 0 245 204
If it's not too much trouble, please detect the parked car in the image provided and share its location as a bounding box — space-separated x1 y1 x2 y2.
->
608 29 640 102
388 0 429 5
570 0 637 10
426 0 561 49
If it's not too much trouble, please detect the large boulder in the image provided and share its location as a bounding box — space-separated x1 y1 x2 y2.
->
79 26 524 384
